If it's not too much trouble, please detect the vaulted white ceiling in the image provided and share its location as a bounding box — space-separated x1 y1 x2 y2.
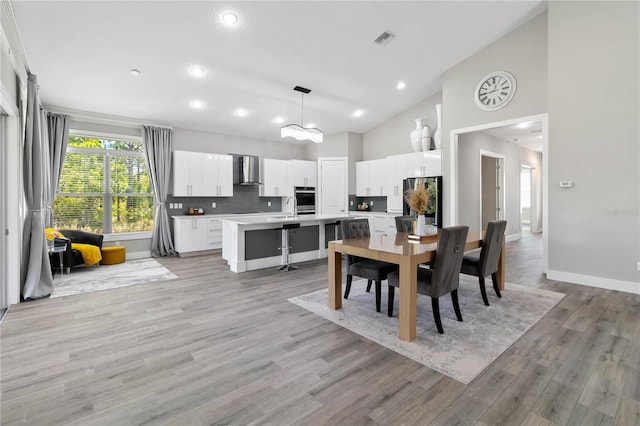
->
12 1 546 143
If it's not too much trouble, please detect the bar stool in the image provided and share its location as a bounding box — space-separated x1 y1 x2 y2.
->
279 222 300 271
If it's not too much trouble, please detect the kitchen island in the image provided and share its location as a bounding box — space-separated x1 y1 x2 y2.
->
221 214 349 272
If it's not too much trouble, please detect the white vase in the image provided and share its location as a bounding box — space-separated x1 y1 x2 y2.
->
416 215 427 236
421 125 431 151
433 104 442 150
410 118 424 153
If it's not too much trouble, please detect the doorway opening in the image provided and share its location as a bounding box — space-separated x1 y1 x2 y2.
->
450 113 548 273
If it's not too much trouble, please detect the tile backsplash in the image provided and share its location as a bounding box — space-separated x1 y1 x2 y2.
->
349 195 388 212
167 184 282 215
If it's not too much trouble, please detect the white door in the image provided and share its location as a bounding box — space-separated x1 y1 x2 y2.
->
319 158 347 215
479 151 505 231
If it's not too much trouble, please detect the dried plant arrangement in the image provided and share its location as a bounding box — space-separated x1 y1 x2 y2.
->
404 178 431 215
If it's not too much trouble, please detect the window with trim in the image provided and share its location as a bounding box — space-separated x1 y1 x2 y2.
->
53 135 154 233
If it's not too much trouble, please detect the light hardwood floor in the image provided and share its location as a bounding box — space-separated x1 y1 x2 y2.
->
1 233 639 425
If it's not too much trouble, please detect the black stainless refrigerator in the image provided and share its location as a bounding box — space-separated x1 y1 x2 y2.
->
402 176 443 228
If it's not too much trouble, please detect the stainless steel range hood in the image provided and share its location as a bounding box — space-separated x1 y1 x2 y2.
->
239 155 261 185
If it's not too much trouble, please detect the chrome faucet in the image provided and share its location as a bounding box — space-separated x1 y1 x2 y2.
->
286 196 297 217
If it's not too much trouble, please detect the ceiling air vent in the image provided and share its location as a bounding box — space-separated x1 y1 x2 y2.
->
374 31 395 46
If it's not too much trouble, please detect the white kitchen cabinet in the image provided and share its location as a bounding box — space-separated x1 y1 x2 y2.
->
289 160 317 187
261 158 290 197
356 159 387 196
174 217 225 254
385 154 407 213
173 217 207 254
209 154 233 196
173 150 233 197
405 150 442 178
356 161 369 196
350 212 398 234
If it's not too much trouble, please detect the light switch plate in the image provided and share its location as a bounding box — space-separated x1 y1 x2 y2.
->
637 261 640 272
559 180 573 188
211 202 216 208
267 201 271 207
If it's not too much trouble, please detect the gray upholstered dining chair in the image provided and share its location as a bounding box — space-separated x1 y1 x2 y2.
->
387 226 469 334
460 220 507 306
394 216 414 233
340 218 397 313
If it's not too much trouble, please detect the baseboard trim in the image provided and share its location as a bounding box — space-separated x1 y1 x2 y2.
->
546 269 640 295
126 250 151 260
506 233 521 243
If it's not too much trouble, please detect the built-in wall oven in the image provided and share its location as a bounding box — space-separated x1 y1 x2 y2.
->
294 187 316 214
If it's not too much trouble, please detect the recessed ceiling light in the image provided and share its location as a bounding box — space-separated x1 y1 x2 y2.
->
352 109 364 117
130 69 141 76
537 135 543 139
221 11 239 25
234 108 248 117
306 122 317 129
273 116 285 124
397 81 406 90
190 100 205 109
189 66 205 76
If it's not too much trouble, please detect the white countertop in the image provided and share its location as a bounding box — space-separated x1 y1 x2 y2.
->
171 212 285 220
219 213 349 225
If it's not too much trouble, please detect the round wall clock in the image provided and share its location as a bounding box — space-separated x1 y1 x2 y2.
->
474 71 517 111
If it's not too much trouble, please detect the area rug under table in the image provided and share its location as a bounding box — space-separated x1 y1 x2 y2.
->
51 258 177 298
288 277 564 384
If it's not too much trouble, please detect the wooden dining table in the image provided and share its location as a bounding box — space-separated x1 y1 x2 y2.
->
328 231 505 341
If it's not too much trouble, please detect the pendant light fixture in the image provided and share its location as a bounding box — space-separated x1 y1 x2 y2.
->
281 86 323 143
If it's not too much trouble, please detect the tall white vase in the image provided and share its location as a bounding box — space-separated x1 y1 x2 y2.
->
410 118 424 153
433 104 443 150
421 125 431 151
416 215 427 236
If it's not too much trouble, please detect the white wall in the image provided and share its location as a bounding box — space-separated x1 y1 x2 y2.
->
1 0 28 305
305 131 362 193
173 127 305 160
441 12 548 228
547 1 639 287
458 131 541 235
362 92 443 160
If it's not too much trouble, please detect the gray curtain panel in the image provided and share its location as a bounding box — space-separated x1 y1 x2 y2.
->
21 74 54 300
45 112 69 227
143 125 176 257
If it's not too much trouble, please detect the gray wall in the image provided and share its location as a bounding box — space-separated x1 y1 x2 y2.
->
305 131 362 194
69 119 142 138
441 12 548 226
1 0 29 305
173 127 306 160
362 92 443 160
548 1 639 284
457 132 541 235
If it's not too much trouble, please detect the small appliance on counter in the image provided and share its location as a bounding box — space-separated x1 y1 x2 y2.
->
356 202 369 211
188 207 205 215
